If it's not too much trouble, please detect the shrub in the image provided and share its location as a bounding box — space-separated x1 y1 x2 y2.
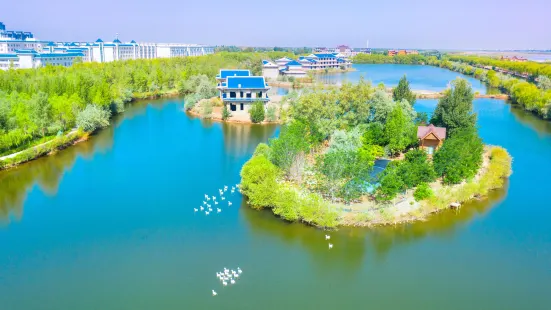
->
201 100 213 119
76 104 111 132
433 127 484 184
184 94 199 110
253 143 271 157
266 105 277 122
222 105 231 121
414 182 433 201
249 101 265 123
240 155 280 209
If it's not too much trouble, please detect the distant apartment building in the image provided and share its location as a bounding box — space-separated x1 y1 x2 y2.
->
500 56 527 62
314 45 370 57
263 53 352 79
216 69 270 114
388 50 419 56
0 21 215 70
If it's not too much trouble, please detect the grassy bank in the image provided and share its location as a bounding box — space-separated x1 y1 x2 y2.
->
0 130 87 170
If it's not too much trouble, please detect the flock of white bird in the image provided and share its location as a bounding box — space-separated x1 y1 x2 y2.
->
194 184 238 216
211 267 243 296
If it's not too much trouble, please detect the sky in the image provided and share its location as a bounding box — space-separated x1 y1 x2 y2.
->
3 0 550 50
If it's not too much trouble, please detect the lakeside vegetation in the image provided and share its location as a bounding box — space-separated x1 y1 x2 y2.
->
0 52 295 167
240 76 512 228
351 53 551 120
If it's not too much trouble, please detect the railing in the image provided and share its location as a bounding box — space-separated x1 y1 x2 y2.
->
222 97 269 102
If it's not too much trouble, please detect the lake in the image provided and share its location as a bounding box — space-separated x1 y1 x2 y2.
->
1 84 551 308
314 64 488 93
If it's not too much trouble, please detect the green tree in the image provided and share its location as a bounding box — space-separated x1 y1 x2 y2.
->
433 128 484 184
392 75 416 106
249 101 265 123
76 104 111 132
222 104 231 121
240 154 280 209
269 121 310 176
384 106 415 155
28 92 52 136
413 182 433 201
430 78 476 136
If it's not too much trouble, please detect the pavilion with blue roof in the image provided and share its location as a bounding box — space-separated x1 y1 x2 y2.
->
217 70 270 114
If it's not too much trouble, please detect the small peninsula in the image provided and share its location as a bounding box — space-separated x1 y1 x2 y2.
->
240 77 513 228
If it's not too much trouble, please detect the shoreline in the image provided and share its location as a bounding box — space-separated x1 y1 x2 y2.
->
0 90 183 172
270 81 509 99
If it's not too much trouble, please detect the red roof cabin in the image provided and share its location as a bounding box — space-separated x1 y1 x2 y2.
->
417 124 447 155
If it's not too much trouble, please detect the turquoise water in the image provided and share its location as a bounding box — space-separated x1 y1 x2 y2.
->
315 64 488 93
1 96 551 308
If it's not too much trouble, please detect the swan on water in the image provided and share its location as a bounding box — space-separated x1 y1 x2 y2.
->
217 208 221 213
325 235 330 240
214 201 218 205
206 196 210 201
205 194 208 199
328 243 333 249
212 290 217 296
228 202 232 206
200 206 204 211
237 268 242 274
230 279 235 285
194 208 198 212
234 273 239 278
207 204 211 208
203 201 207 205
205 211 210 215
221 197 225 200
222 281 228 286
213 196 216 200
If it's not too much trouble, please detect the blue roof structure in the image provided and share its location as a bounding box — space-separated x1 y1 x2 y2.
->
130 40 136 43
218 69 250 79
113 38 122 43
226 76 268 89
337 58 347 63
95 38 103 43
313 53 336 58
0 54 18 58
47 42 56 47
286 60 302 66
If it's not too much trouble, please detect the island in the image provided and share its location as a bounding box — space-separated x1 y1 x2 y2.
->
239 77 513 228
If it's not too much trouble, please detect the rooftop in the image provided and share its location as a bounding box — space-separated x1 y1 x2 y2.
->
226 76 268 89
417 124 447 140
218 69 251 79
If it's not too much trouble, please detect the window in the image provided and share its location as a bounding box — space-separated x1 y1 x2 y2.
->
230 92 236 98
257 92 263 98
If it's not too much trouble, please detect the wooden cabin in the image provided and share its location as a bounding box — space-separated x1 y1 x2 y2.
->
417 124 447 155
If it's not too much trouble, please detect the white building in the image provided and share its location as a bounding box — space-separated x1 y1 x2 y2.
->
216 69 271 114
261 60 279 80
0 21 216 70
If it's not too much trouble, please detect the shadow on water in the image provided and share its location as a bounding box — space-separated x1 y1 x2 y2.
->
509 104 551 137
240 180 508 270
0 101 150 225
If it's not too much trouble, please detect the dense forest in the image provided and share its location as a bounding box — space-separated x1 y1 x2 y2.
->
240 77 491 227
0 51 294 155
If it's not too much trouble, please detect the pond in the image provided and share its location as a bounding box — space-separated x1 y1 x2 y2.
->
1 96 550 308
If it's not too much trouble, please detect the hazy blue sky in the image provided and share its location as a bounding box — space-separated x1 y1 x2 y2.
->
3 0 550 49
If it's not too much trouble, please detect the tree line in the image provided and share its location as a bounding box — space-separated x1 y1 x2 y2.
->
0 51 294 155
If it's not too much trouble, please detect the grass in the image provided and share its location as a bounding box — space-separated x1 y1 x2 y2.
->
0 134 58 157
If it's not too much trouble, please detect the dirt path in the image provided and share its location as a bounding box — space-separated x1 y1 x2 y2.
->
0 129 77 161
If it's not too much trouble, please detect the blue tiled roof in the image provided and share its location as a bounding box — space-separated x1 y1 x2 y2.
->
337 58 347 63
314 53 336 58
226 76 268 89
113 38 122 43
286 60 302 66
130 40 136 43
218 69 250 79
37 52 84 58
0 54 18 58
15 49 38 54
47 42 56 46
96 38 103 43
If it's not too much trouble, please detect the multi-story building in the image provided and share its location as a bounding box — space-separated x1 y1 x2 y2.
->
267 53 351 79
0 21 215 70
314 45 370 57
388 50 419 56
217 69 270 114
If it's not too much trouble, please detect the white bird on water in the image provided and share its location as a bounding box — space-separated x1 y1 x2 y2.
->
328 243 333 249
194 208 198 212
214 201 218 205
213 196 216 201
325 235 330 240
204 194 208 199
237 267 242 274
200 206 204 211
230 279 236 285
228 202 232 206
212 290 217 296
222 281 228 286
205 211 210 215
207 204 211 208
221 196 225 200
217 208 221 213
203 201 207 205
206 196 210 201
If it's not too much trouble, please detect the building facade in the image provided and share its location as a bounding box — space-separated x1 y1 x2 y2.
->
217 69 270 114
265 53 352 79
0 21 215 70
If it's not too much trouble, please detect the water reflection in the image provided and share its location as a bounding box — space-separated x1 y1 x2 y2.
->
509 104 551 137
0 102 149 225
222 123 278 158
241 181 508 266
